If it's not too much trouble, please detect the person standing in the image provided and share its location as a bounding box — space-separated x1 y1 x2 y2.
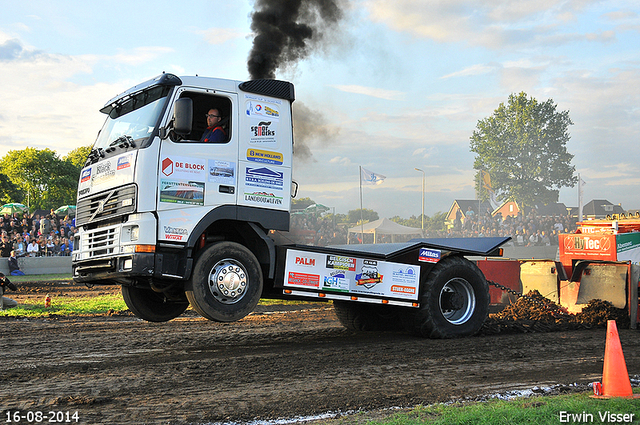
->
39 214 52 237
0 272 17 310
0 234 12 257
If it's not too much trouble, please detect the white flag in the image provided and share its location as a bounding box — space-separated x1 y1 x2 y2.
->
361 167 386 185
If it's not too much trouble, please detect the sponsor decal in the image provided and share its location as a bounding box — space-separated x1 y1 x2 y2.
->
244 191 283 205
564 235 611 252
96 162 111 174
80 168 91 183
322 274 350 292
163 225 188 241
162 157 174 176
295 256 316 266
559 234 617 263
249 121 278 144
245 166 284 190
356 260 383 289
392 267 419 284
162 156 206 179
92 161 116 186
208 159 236 184
247 148 283 165
159 180 205 205
326 255 356 271
251 122 276 137
390 285 416 295
117 155 131 170
246 101 280 120
418 248 441 263
287 271 320 287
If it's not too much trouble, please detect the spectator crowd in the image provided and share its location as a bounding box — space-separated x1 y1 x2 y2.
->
448 206 577 246
0 211 76 259
278 206 578 247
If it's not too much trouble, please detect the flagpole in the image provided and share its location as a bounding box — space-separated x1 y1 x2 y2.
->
359 166 364 244
578 173 583 223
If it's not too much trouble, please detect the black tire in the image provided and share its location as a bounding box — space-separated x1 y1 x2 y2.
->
186 241 263 322
402 256 489 338
333 301 402 332
122 285 189 322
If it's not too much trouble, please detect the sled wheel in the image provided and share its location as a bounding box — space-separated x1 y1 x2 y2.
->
122 285 188 322
402 256 489 338
186 241 263 322
333 301 402 332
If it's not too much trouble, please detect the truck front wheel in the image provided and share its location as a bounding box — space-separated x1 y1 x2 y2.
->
186 241 263 322
122 285 189 322
402 256 489 338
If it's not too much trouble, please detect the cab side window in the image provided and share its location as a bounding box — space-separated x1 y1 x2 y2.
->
178 92 231 143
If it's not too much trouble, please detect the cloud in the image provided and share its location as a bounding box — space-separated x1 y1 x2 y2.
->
0 38 162 158
441 63 500 79
330 84 405 100
112 46 174 65
363 0 612 49
200 28 247 45
329 156 352 166
0 38 42 61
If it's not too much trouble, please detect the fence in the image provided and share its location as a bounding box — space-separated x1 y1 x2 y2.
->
2 256 72 275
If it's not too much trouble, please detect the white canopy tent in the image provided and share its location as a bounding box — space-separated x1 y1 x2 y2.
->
348 218 422 244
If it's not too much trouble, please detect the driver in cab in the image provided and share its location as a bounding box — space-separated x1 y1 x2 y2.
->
200 108 226 143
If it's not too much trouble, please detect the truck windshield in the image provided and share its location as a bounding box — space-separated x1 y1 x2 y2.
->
94 86 170 151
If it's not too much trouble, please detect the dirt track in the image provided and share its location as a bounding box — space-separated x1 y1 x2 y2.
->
1 281 639 425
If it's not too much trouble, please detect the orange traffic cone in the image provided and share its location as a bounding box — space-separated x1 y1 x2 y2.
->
592 320 640 399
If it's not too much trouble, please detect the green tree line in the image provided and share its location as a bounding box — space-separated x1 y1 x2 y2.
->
0 146 92 211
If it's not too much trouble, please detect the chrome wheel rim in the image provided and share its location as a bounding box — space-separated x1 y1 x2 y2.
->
439 278 475 325
208 259 248 304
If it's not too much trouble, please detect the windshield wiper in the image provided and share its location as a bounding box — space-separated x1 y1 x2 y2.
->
105 135 136 153
85 147 105 166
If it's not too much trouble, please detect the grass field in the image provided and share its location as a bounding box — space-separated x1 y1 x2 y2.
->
0 294 127 317
362 392 640 425
5 273 73 283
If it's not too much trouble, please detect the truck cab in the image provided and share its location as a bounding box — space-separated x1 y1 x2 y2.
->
73 73 295 322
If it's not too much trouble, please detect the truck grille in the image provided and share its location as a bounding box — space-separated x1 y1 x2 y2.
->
76 184 137 227
82 227 119 257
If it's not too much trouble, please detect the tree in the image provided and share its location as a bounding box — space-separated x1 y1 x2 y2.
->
291 197 316 211
0 147 79 210
470 92 576 208
347 208 378 224
0 173 20 204
63 145 92 192
64 145 92 169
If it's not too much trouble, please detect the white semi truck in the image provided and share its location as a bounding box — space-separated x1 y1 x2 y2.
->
72 73 508 338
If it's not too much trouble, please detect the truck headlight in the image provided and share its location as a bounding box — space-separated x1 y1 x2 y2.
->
122 225 139 242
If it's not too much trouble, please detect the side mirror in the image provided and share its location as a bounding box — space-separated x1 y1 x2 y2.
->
173 98 193 135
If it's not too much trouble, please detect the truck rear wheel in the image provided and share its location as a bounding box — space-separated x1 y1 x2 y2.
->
122 285 189 322
333 301 402 332
402 256 489 338
186 241 263 322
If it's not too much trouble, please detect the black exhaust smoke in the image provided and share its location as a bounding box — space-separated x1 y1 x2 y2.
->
248 0 343 80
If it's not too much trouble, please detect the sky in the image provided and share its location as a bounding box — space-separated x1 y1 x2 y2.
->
1 0 639 219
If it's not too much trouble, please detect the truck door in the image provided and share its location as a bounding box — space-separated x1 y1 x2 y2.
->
156 89 238 243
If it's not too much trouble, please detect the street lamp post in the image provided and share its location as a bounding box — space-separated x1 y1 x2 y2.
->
414 168 425 236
